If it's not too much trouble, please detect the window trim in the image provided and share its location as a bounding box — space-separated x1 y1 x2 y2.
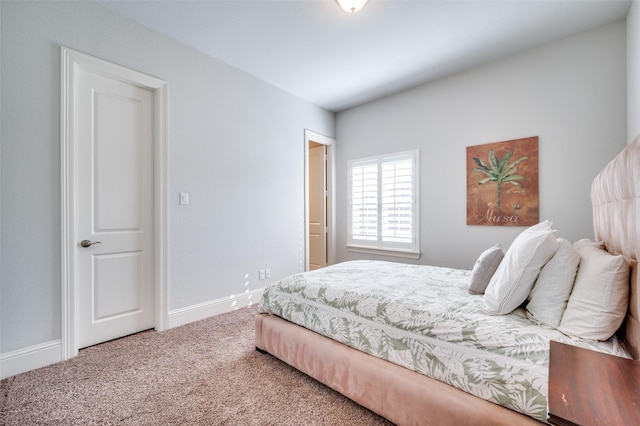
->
347 149 420 259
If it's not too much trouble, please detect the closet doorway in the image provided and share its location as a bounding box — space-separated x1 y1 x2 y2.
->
305 130 335 271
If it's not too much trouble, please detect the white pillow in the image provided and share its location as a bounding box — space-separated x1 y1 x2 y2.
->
468 244 505 295
559 245 629 341
573 238 605 251
484 220 558 314
526 238 580 327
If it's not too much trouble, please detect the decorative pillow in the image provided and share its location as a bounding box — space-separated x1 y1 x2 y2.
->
526 238 580 327
468 244 504 295
484 220 558 314
573 238 605 251
558 245 629 341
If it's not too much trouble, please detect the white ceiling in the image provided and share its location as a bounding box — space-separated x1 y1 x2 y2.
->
97 0 632 112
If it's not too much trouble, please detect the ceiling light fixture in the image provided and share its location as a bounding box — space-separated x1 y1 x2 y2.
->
337 0 368 13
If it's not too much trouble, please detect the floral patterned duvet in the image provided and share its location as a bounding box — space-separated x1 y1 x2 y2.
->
259 260 630 423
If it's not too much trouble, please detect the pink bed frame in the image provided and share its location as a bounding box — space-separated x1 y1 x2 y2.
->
255 136 640 425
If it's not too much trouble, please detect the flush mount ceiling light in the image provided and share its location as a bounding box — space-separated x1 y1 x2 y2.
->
337 0 368 13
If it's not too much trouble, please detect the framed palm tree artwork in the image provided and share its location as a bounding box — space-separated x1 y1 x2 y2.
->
466 136 539 226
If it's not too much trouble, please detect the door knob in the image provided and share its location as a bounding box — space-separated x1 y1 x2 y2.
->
80 240 102 248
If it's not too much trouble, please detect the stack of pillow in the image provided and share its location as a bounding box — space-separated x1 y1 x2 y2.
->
468 220 630 341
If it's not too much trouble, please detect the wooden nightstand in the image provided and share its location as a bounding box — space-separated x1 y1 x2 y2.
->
548 340 640 425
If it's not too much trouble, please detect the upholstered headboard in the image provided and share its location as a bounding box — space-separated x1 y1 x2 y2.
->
591 135 640 359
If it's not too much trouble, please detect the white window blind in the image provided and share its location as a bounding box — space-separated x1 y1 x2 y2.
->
348 150 419 258
350 159 378 241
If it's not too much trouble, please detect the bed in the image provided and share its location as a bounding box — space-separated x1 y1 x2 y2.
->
255 135 639 425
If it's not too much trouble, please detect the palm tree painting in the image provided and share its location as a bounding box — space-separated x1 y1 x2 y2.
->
472 149 528 213
466 137 539 226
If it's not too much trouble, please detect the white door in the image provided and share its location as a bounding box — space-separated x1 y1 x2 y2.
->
76 67 155 348
309 144 327 270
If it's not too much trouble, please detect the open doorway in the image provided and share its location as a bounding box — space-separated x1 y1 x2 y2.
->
304 130 335 271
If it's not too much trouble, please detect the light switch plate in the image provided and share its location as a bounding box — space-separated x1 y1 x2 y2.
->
179 192 189 205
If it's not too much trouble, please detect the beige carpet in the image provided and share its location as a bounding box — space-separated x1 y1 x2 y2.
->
0 306 392 425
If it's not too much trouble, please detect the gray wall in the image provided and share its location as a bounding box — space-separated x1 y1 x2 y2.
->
0 1 334 353
335 21 627 270
629 0 640 142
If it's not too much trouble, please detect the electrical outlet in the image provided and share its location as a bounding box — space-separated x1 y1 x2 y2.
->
265 268 270 279
259 269 266 280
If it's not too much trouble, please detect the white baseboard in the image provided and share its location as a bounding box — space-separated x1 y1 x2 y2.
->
1 340 62 380
167 287 265 329
0 289 265 379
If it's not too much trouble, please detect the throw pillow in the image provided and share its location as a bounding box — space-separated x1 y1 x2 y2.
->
484 220 558 314
558 245 629 340
526 238 580 327
468 244 505 295
573 238 605 251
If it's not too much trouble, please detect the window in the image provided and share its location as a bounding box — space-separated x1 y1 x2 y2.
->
347 150 420 258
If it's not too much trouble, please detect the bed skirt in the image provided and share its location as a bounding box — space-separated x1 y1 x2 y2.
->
255 313 542 426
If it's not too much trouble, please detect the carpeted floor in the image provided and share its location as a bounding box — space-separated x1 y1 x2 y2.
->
0 305 392 425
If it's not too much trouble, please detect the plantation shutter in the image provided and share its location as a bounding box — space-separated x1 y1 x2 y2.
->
350 159 378 241
381 154 414 244
348 150 418 256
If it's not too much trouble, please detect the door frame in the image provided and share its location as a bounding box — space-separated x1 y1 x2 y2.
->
60 47 168 359
304 130 335 271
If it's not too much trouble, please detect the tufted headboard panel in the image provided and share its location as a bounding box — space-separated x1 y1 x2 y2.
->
591 135 640 359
